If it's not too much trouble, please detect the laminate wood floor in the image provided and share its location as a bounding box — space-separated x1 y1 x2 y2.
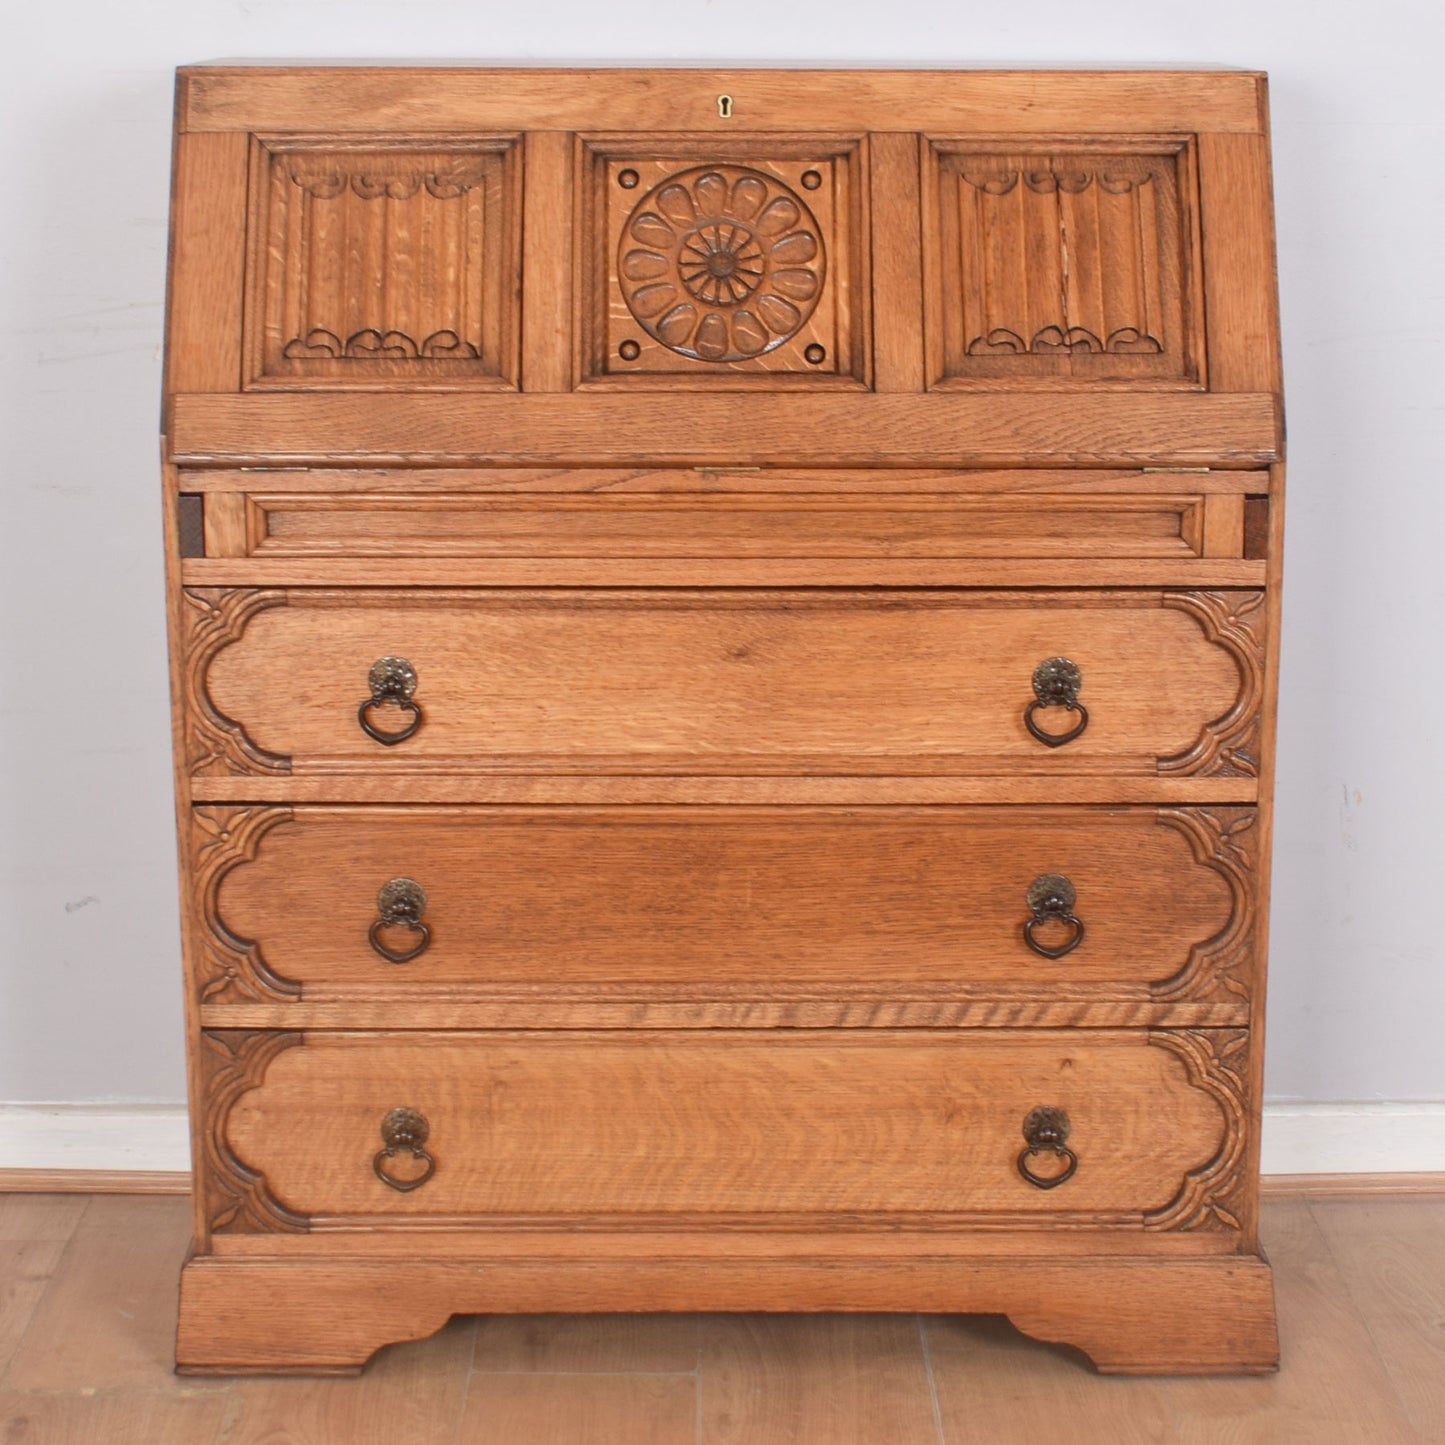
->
0 1193 1438 1444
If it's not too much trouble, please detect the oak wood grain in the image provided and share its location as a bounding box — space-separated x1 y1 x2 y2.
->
194 588 1248 778
179 556 1271 589
204 804 1244 1004
163 129 247 398
178 68 1267 137
179 466 1268 495
169 391 1282 468
241 492 1211 562
218 1029 1228 1225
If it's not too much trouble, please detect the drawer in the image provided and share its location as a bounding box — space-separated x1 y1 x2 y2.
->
222 490 1225 561
207 1028 1245 1232
196 804 1254 1015
186 588 1264 779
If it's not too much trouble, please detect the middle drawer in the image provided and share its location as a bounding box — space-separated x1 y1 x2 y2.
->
194 804 1255 1018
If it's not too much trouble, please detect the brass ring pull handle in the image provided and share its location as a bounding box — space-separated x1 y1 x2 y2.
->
1024 656 1088 748
368 879 430 964
358 656 423 746
1023 874 1085 959
1017 1105 1077 1190
373 1106 435 1192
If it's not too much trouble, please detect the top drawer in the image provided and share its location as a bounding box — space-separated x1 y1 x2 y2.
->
183 586 1265 785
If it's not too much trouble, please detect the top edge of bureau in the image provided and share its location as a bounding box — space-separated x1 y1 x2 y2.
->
175 66 1268 136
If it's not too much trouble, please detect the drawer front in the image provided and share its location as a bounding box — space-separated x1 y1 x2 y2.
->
196 804 1254 1014
186 588 1263 779
207 1028 1246 1232
237 490 1216 561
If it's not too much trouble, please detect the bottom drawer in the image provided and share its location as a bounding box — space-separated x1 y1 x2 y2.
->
206 1029 1247 1234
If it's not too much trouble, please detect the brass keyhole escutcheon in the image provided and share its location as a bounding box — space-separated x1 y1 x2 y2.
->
717 94 733 119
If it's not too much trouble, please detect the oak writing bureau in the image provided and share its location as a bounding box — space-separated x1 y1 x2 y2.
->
162 65 1284 1374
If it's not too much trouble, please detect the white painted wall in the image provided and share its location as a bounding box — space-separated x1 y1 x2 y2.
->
3 5 1442 1147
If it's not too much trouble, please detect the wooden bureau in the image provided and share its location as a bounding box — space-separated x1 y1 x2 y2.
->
162 66 1284 1375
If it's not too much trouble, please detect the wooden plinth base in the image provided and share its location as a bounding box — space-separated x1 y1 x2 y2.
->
176 1248 1278 1377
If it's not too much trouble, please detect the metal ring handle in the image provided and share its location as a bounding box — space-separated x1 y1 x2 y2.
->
358 696 423 746
358 656 423 746
1023 913 1084 959
368 917 431 964
1017 1105 1077 1190
373 1106 435 1193
1023 874 1085 960
1025 657 1088 748
369 879 430 964
1024 698 1088 748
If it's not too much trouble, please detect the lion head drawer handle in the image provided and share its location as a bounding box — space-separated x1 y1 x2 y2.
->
358 656 424 746
373 1106 435 1192
1024 656 1088 748
1017 1105 1077 1190
1023 874 1085 959
369 878 431 964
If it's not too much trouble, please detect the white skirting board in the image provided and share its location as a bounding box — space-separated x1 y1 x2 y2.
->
0 1102 1443 1178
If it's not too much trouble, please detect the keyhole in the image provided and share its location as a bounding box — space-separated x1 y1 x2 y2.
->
717 94 733 119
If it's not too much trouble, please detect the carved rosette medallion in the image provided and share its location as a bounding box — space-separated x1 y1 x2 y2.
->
619 166 825 362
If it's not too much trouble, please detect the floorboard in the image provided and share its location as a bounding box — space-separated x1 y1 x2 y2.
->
0 1193 1438 1443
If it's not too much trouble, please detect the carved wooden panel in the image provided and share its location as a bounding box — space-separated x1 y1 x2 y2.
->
927 137 1204 388
1145 1028 1250 1233
244 135 521 389
191 806 301 1005
578 136 869 387
181 588 291 777
201 1030 308 1234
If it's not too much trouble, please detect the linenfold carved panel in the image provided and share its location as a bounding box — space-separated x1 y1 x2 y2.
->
244 135 521 389
927 138 1205 388
579 136 869 388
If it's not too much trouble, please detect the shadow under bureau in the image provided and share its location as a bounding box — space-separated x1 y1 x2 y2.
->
161 65 1284 1375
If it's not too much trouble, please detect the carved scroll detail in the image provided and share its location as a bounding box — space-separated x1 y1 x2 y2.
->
961 167 1158 195
1145 1029 1251 1233
1151 809 1257 1007
1158 591 1266 779
281 328 480 361
967 325 1162 356
182 589 291 778
201 1030 308 1234
287 160 494 200
192 807 300 1004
